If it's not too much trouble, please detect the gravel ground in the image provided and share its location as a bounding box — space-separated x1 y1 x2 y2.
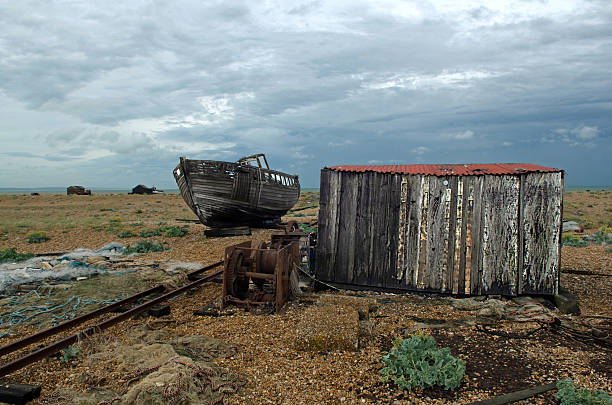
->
0 193 610 404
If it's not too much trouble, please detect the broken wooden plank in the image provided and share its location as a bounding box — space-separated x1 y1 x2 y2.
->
0 382 41 405
466 382 557 405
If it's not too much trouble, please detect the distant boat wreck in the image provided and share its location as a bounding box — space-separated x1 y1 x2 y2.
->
67 186 91 195
173 154 300 228
129 185 163 195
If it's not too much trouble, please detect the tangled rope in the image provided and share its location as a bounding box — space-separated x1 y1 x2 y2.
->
450 297 612 349
159 357 245 405
450 297 557 324
96 356 245 405
0 293 122 328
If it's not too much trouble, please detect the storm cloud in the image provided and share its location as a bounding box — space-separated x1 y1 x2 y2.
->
1 0 611 188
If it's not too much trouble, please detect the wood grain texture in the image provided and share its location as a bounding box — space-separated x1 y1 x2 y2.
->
315 169 332 281
417 177 429 289
396 176 409 282
470 176 483 295
481 176 519 295
335 172 360 284
370 173 390 287
454 177 465 294
405 175 423 288
520 172 562 294
354 172 373 286
425 176 448 291
517 175 525 295
384 174 402 289
446 177 458 294
327 171 341 281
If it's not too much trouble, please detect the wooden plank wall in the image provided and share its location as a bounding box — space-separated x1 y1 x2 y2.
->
480 176 520 295
316 169 562 296
399 175 483 294
519 172 562 295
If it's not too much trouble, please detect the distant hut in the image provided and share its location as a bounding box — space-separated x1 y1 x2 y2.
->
129 185 162 195
316 163 563 296
67 186 91 195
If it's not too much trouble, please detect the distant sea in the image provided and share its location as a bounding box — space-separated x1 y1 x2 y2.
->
565 186 612 191
0 186 606 195
0 187 321 195
0 187 180 194
0 186 605 194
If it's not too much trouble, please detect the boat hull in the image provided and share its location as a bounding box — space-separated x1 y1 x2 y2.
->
174 157 300 228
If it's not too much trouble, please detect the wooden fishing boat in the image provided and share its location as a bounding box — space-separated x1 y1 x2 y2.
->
173 154 300 228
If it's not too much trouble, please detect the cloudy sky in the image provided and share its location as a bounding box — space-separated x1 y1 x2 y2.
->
1 0 611 189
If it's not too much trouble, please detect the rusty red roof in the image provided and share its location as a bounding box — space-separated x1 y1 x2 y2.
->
326 163 561 176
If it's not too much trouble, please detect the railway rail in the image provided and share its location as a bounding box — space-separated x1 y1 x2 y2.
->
0 260 223 379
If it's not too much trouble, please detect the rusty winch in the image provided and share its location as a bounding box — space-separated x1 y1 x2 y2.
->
222 235 301 312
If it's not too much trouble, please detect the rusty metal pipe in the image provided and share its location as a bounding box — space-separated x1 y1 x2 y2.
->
0 268 223 378
0 260 222 358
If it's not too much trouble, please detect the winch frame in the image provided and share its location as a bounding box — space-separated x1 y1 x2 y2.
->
221 239 298 312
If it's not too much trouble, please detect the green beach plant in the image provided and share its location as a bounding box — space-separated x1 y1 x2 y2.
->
380 334 465 391
138 229 161 237
117 229 137 238
62 345 80 363
160 225 188 237
27 231 50 243
123 240 167 254
592 226 612 245
562 233 588 247
555 379 611 405
298 223 317 233
0 248 34 263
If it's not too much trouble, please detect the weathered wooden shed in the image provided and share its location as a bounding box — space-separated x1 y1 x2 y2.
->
316 163 563 296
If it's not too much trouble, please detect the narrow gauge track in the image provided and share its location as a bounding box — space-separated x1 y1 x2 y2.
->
0 260 223 378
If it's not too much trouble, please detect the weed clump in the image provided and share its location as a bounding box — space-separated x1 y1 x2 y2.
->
298 223 317 233
0 248 34 263
27 231 50 243
555 379 611 405
137 225 188 238
380 334 465 391
118 229 137 238
592 226 612 245
106 217 123 235
138 229 161 237
62 345 80 363
562 233 588 247
123 240 167 254
160 225 188 237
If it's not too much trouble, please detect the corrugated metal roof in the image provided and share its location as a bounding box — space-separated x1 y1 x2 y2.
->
326 163 561 176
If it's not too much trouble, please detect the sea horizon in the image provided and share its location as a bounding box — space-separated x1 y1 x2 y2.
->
0 186 323 194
